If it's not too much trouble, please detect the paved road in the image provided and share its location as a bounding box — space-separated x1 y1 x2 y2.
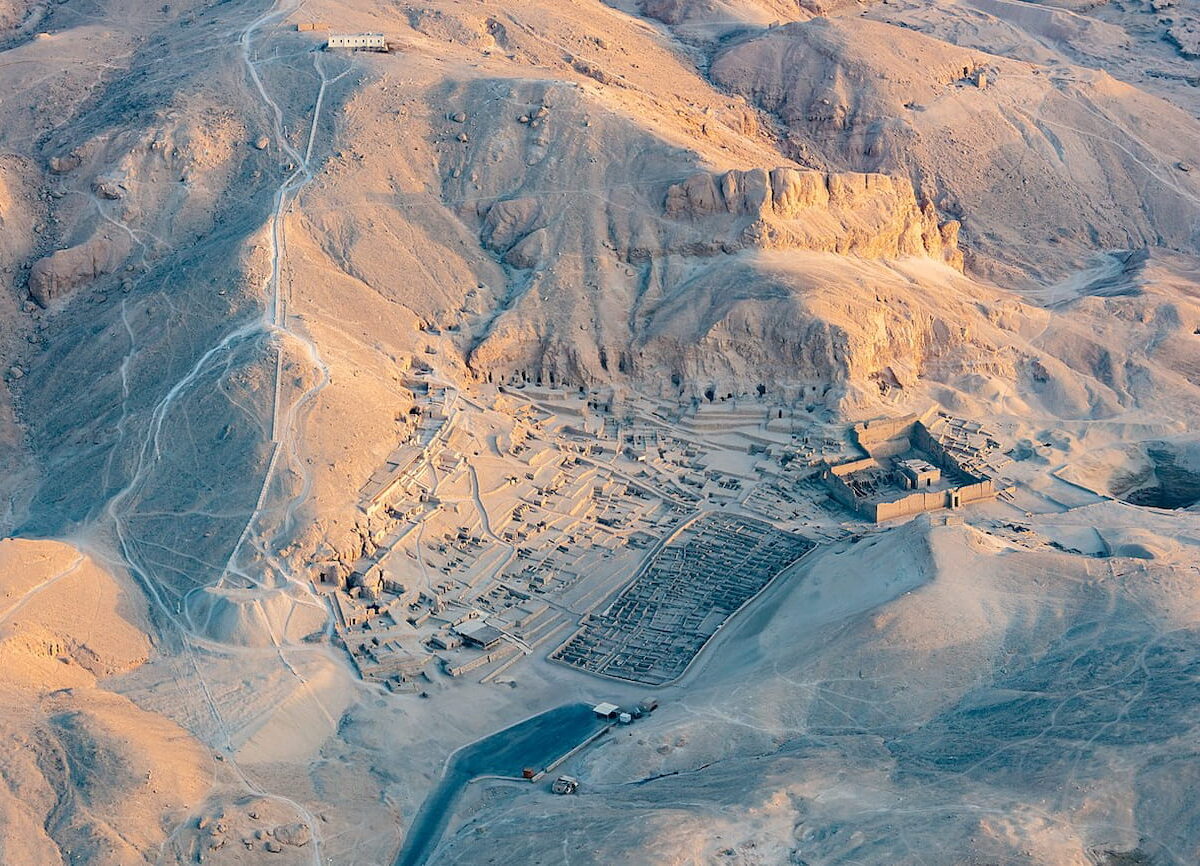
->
394 703 606 866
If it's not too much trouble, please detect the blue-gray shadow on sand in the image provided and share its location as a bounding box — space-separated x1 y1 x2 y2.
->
395 702 606 866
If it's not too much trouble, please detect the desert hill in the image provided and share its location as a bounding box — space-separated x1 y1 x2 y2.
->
0 538 211 865
427 513 1200 865
711 16 1200 282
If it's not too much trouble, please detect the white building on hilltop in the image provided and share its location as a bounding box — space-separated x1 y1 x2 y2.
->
327 33 387 51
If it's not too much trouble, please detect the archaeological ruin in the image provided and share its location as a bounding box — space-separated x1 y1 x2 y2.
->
821 410 1008 522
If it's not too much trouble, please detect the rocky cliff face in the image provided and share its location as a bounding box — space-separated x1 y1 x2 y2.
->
444 78 971 396
663 167 961 267
632 252 1019 411
709 17 1200 281
28 230 132 305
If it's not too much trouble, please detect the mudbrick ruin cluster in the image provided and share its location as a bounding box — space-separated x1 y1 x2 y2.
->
311 374 1011 695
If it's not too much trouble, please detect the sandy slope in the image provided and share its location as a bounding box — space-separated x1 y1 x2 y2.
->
432 513 1200 864
0 538 211 865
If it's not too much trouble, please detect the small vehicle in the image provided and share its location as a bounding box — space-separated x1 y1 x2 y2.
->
551 775 579 795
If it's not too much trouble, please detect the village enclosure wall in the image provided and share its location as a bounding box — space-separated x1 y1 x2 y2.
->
913 421 948 465
854 414 918 456
874 437 912 459
824 458 874 511
873 489 951 522
871 478 996 522
957 479 995 503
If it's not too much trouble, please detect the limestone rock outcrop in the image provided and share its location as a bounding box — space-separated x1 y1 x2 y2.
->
28 230 131 305
0 0 33 31
709 18 1200 279
48 153 81 174
1167 16 1200 59
92 174 126 200
0 155 42 276
664 167 961 267
480 196 542 254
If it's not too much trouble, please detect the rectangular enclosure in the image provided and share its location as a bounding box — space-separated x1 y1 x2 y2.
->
551 513 815 685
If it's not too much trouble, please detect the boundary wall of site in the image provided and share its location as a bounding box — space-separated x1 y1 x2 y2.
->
827 411 997 522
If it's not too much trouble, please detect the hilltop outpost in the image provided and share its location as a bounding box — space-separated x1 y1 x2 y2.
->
326 33 388 51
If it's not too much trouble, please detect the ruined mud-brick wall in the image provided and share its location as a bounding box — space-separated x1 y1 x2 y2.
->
824 457 878 514
853 414 919 458
872 488 953 522
912 421 995 495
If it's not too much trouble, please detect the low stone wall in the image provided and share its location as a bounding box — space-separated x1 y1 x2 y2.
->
442 644 518 677
824 459 874 511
